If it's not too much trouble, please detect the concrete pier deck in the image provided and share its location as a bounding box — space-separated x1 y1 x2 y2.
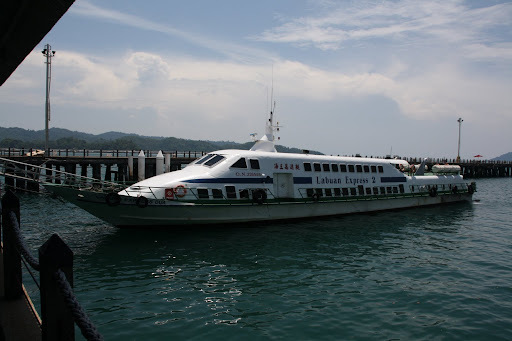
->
0 248 42 341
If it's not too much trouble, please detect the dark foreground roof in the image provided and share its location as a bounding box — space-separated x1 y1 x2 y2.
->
0 0 75 86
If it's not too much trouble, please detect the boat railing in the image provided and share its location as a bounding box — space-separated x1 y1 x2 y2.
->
0 156 125 194
296 182 472 202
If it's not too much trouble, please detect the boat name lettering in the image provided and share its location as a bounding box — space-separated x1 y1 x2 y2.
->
316 176 344 184
345 176 371 185
235 172 263 177
274 163 300 171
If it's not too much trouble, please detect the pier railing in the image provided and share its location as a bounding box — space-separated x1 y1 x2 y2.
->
1 189 103 341
0 147 205 159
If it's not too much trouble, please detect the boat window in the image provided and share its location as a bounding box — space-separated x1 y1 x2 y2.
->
393 187 398 194
197 188 209 199
378 166 384 173
304 163 312 171
350 188 357 196
230 158 247 169
212 189 223 199
356 165 363 173
204 155 226 167
363 165 370 173
226 186 237 199
195 154 214 165
399 184 405 193
386 187 392 194
358 185 364 195
315 188 323 196
348 165 355 172
334 188 341 196
371 165 377 173
313 163 321 172
331 164 339 172
249 159 260 169
325 188 332 197
365 188 372 195
373 187 379 195
380 187 386 194
340 164 347 172
322 163 330 172
306 188 314 197
342 188 349 196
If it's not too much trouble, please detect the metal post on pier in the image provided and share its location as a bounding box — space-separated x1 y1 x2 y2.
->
42 44 55 157
457 117 463 163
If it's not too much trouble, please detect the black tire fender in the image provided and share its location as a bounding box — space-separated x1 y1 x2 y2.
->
136 196 149 208
106 193 121 206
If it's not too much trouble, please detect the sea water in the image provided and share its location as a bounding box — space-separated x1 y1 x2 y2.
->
12 178 512 340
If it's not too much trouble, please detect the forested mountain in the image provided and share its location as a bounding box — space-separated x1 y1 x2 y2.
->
0 127 320 154
492 152 512 161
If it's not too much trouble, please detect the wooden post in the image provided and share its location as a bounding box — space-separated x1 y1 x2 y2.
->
4 162 15 188
15 164 26 190
54 165 61 184
1 190 23 299
39 234 74 341
127 156 134 181
105 164 112 182
92 164 101 181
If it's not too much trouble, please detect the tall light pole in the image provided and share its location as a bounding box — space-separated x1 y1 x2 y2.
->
457 117 463 163
42 44 55 157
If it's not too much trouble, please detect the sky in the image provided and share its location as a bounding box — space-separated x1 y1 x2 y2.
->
1 0 511 159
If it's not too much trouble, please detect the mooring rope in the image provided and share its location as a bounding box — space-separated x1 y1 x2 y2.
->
9 211 40 271
53 269 103 341
4 193 102 340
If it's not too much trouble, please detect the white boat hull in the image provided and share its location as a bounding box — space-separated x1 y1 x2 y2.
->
47 185 472 227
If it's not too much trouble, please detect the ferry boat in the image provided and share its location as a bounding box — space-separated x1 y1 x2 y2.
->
43 111 476 228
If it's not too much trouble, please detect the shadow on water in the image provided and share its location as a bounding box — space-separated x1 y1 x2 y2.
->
86 200 475 262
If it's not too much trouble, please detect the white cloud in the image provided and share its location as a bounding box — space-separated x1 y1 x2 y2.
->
256 0 512 55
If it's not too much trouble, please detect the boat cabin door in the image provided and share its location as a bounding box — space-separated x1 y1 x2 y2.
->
273 173 294 198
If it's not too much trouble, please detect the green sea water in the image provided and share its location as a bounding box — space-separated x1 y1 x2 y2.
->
13 178 512 340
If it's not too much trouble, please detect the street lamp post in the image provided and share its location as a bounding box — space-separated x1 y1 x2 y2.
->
457 117 463 163
42 44 55 157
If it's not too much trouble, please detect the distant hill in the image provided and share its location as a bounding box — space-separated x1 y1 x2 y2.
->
492 152 512 161
0 126 321 155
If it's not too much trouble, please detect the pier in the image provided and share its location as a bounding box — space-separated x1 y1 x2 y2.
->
0 190 102 340
0 149 510 192
0 148 205 191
